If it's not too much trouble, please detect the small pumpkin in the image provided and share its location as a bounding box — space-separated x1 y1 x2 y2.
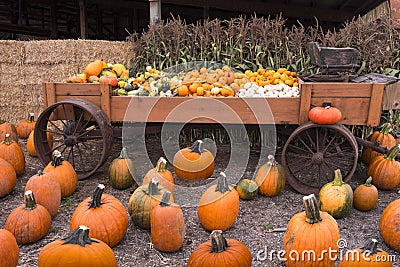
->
5 190 52 244
308 104 342 124
150 191 185 252
0 133 25 175
380 197 400 252
318 169 353 218
367 144 400 190
16 112 35 139
108 147 135 190
187 230 252 267
362 123 396 164
284 194 340 267
236 178 258 200
255 154 286 197
0 122 18 142
0 229 18 267
173 140 214 180
70 184 129 248
353 177 378 211
38 226 118 267
25 170 61 218
0 157 16 198
337 238 393 266
43 150 77 198
143 157 174 193
128 178 173 230
198 172 239 231
84 59 106 77
27 130 53 157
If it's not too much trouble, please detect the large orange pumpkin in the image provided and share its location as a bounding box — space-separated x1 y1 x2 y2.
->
16 112 35 139
337 238 393 266
70 184 128 248
362 123 396 164
0 122 18 142
0 157 16 198
84 59 106 77
5 190 52 244
43 150 77 198
0 229 18 267
38 226 118 267
380 197 400 252
284 194 340 267
198 172 239 231
187 230 252 267
0 133 25 175
255 154 286 196
353 177 378 211
367 144 400 190
151 191 185 252
143 156 174 193
308 105 342 124
173 140 214 180
128 178 173 230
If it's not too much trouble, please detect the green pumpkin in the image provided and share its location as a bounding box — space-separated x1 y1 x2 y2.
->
318 169 353 219
236 179 258 200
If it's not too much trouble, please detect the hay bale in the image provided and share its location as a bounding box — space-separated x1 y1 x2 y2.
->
19 63 78 85
24 40 78 64
0 64 21 83
0 40 25 65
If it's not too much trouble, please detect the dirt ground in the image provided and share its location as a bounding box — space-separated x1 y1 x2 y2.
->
1 136 400 267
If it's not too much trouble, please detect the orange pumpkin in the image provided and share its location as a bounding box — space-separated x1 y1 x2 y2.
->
284 194 340 267
27 130 53 157
362 123 396 164
38 226 117 267
308 105 342 124
380 197 400 252
0 158 16 198
173 140 214 180
0 229 18 267
143 157 174 193
70 184 129 248
108 147 135 190
5 190 52 244
187 230 252 267
255 155 286 196
367 144 400 190
84 59 106 77
198 172 239 231
151 191 185 252
16 112 35 139
353 177 378 211
43 150 77 198
0 122 18 142
0 133 25 175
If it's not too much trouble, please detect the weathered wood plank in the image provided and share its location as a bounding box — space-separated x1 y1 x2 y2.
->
54 83 102 96
299 83 312 124
383 81 400 110
366 83 385 126
311 83 373 98
100 84 111 120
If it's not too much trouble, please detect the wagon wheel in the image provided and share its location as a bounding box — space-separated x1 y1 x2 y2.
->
34 99 113 180
281 121 358 195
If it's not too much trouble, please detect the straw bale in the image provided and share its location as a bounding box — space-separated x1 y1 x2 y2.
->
0 40 25 65
0 64 22 83
24 40 78 64
19 63 78 85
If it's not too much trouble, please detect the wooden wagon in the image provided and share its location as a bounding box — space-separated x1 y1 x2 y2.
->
35 79 399 195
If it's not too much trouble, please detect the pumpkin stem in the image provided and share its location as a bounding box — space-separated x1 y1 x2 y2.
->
380 123 393 135
384 144 400 161
145 178 161 195
362 238 379 255
24 190 37 210
51 150 64 167
119 147 128 159
190 140 204 154
210 230 228 253
215 172 230 194
63 226 99 247
28 112 35 122
267 154 278 166
332 169 344 186
155 157 167 172
303 194 322 224
3 133 13 145
364 177 373 187
159 191 171 207
88 184 105 209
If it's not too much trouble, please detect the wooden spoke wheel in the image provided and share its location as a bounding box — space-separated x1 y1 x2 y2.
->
34 99 113 180
281 121 358 195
